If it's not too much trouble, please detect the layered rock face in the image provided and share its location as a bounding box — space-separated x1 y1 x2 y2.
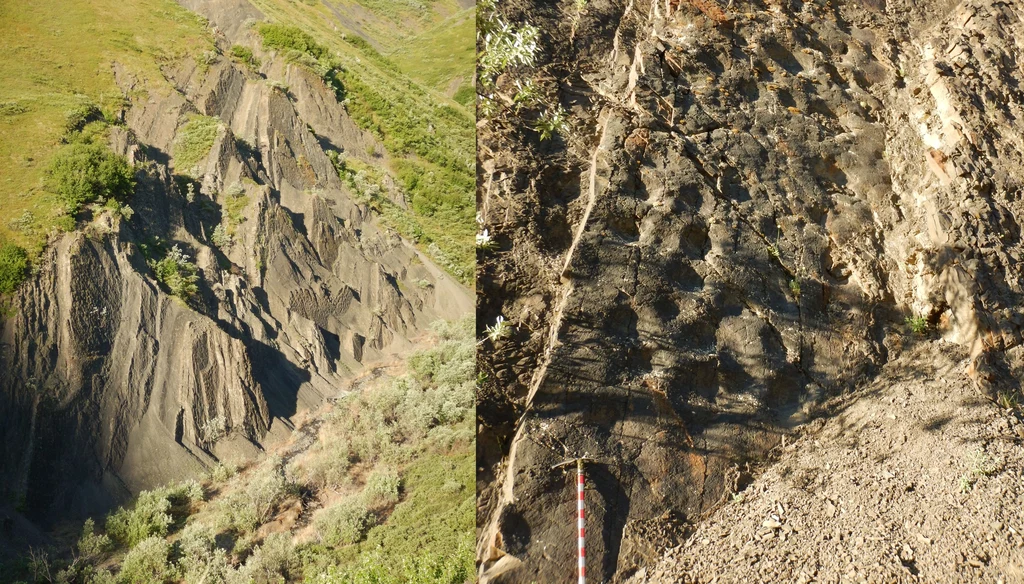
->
477 0 1024 581
0 1 470 523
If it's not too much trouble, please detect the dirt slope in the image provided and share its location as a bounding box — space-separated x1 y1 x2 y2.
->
477 0 1024 581
632 341 1024 583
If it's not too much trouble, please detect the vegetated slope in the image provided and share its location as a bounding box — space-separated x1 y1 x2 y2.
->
0 319 475 583
476 0 1024 582
389 8 477 105
0 0 472 556
241 0 477 281
0 0 215 251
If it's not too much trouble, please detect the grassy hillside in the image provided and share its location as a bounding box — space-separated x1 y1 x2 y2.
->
0 0 214 254
0 318 475 583
389 8 475 105
0 0 475 289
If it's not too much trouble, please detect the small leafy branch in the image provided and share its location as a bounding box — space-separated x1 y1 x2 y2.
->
478 0 540 85
570 0 589 41
534 107 568 141
484 316 512 342
476 229 498 251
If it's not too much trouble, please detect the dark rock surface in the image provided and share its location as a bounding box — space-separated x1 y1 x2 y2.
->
477 0 1024 581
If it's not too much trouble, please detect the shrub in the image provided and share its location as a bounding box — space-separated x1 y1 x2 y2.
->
176 523 231 584
106 490 173 549
315 497 372 546
363 467 401 505
222 456 288 533
256 23 329 60
78 518 113 561
64 103 104 135
118 536 173 584
46 142 136 214
230 45 261 71
209 463 237 483
233 532 293 583
211 224 232 248
300 441 354 491
174 115 221 177
0 242 28 294
149 245 199 299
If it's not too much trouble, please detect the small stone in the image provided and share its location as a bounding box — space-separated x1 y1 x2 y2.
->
763 519 783 529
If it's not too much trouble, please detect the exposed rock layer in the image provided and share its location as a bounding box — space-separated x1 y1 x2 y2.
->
477 0 1024 581
0 0 470 526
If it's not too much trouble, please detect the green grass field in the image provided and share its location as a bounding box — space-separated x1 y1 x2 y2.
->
0 0 213 253
389 8 475 104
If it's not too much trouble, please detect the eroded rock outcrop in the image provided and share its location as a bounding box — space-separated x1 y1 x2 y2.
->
0 1 470 525
477 0 1024 581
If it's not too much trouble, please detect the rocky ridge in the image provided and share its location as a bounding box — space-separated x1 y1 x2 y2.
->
0 0 470 530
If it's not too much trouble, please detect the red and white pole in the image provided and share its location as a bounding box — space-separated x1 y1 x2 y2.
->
577 459 586 584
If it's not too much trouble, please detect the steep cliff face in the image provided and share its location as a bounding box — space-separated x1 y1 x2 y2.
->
477 0 1024 581
0 0 470 527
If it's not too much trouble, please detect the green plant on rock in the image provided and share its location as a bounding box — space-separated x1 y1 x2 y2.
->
905 315 928 336
46 142 136 215
230 44 261 71
149 245 199 300
533 108 567 141
174 115 221 177
788 279 801 298
0 242 28 295
959 448 1000 493
484 316 511 342
478 0 540 84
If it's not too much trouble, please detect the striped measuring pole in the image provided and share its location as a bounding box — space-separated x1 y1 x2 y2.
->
577 458 586 584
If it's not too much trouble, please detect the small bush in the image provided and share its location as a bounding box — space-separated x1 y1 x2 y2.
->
221 456 288 533
64 103 104 135
211 224 232 248
174 115 221 177
315 498 372 546
46 142 136 215
300 441 354 491
106 490 173 549
363 467 401 505
233 532 293 583
149 245 199 300
209 463 237 483
230 45 261 71
905 315 928 335
0 242 28 294
118 536 173 584
176 523 231 584
78 518 113 561
256 23 329 60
